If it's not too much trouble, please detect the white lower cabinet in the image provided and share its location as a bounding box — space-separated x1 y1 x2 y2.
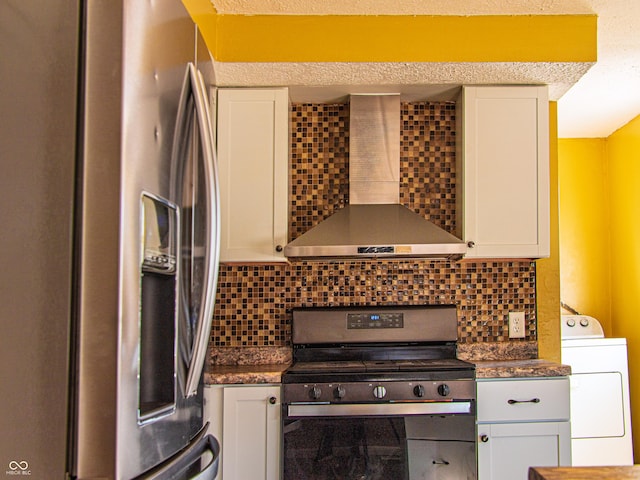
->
477 421 571 480
204 384 281 480
476 377 571 480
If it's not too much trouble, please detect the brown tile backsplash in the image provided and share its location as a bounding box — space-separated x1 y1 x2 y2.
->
209 101 537 348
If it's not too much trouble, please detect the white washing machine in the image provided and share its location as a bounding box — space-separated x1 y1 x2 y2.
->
560 314 634 466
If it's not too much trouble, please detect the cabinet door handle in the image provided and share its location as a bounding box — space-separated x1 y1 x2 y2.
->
269 396 277 405
507 398 540 405
480 434 489 443
467 241 475 248
275 245 283 252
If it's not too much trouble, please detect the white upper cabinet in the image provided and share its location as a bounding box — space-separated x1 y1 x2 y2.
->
459 86 550 259
216 88 289 262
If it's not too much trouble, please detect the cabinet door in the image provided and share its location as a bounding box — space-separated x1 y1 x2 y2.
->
222 385 281 480
461 86 550 258
477 422 571 480
217 88 288 262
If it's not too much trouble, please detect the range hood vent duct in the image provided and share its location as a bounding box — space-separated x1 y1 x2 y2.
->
284 94 466 260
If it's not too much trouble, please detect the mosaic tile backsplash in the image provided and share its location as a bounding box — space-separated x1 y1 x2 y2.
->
209 102 537 347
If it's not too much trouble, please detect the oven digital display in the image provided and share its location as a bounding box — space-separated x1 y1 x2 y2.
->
347 313 404 329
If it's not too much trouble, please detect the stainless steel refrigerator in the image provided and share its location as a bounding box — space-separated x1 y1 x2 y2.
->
0 0 221 478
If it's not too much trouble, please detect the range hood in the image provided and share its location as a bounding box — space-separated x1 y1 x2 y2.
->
284 94 466 260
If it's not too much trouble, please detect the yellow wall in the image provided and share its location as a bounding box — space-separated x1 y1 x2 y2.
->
557 138 611 333
607 114 640 461
209 15 596 63
181 0 596 64
558 114 640 460
538 102 562 362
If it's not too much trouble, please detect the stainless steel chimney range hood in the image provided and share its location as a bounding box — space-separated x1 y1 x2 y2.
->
284 94 466 260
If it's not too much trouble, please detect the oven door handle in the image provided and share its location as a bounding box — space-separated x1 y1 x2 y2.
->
287 401 472 417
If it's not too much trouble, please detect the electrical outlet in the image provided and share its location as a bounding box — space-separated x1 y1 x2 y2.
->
508 311 526 338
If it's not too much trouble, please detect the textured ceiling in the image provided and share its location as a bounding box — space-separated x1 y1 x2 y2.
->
211 0 591 15
556 0 640 137
211 0 640 137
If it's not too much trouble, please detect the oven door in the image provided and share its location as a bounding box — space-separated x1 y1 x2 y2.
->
282 403 477 480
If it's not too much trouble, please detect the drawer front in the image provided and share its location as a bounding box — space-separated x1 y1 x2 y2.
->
477 378 569 422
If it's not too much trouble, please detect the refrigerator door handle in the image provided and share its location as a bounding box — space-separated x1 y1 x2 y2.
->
137 423 220 480
187 435 220 480
182 62 221 397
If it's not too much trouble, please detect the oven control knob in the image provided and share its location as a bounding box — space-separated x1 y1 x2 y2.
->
437 384 451 397
309 386 322 400
334 385 346 399
413 385 426 398
373 385 387 399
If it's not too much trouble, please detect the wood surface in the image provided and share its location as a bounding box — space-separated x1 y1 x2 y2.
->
529 466 640 480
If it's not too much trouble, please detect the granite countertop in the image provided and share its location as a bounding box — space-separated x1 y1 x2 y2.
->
460 341 570 379
473 359 571 379
205 342 570 385
205 363 289 385
205 346 291 385
529 466 640 480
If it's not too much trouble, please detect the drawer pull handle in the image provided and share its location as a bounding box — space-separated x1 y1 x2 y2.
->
508 398 540 405
432 460 450 465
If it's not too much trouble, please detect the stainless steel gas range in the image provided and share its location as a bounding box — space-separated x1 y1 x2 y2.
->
281 305 477 480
